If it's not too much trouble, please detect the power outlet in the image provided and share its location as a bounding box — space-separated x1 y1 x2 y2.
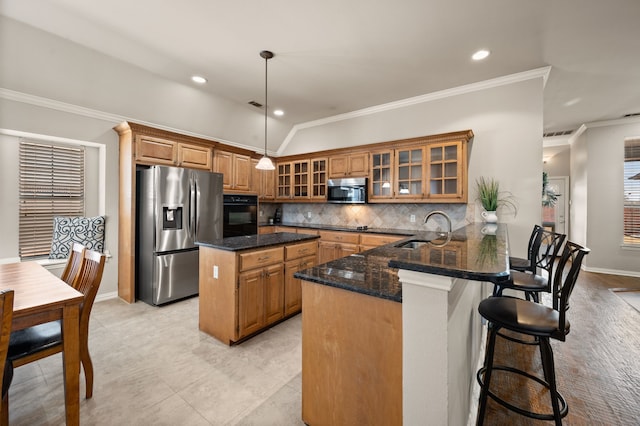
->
213 265 218 279
307 212 312 219
410 214 416 223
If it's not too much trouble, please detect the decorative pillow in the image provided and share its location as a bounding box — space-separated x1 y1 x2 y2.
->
49 216 106 259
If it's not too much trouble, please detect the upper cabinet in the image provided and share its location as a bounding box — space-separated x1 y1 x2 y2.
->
276 160 310 200
368 132 471 203
135 136 212 170
310 158 327 200
328 152 369 178
214 149 251 192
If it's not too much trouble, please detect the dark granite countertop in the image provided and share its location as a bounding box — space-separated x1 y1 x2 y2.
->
259 222 415 236
294 223 510 303
197 232 319 252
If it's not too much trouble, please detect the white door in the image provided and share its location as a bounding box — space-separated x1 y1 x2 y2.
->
543 176 569 235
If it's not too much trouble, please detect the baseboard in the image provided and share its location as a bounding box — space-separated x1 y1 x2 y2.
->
95 291 119 303
583 266 640 278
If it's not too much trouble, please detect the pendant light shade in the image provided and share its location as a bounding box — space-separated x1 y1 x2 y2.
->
255 50 276 170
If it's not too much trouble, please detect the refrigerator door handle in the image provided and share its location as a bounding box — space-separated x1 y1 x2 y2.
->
188 180 195 237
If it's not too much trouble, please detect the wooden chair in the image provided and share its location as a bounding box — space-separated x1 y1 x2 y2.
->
8 250 106 399
60 242 86 285
0 290 14 426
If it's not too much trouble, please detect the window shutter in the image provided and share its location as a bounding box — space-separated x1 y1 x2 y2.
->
19 141 85 258
624 139 640 245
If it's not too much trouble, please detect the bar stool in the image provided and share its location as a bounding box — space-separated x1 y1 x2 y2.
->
509 224 543 273
476 241 590 425
494 228 565 302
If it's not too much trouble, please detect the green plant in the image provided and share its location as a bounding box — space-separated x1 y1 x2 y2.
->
475 177 518 214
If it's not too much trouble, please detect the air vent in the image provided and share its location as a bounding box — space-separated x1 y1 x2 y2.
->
622 112 640 118
248 100 263 108
543 130 574 137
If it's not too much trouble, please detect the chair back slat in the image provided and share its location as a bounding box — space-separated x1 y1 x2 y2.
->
73 250 106 323
532 229 566 285
60 243 86 286
552 241 590 340
522 225 543 273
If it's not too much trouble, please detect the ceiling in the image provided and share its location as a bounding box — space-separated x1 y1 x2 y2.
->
2 0 640 136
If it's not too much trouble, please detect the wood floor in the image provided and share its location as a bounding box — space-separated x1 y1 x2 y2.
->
480 270 640 425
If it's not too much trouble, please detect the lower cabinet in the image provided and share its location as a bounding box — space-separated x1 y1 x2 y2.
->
199 239 317 345
285 254 316 316
238 263 284 339
317 230 360 264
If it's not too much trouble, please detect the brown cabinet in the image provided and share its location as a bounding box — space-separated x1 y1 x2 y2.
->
284 240 318 316
318 230 359 264
359 233 405 252
199 239 316 345
310 158 328 200
276 160 311 200
135 135 212 170
328 152 369 178
368 137 468 203
214 149 251 192
251 159 276 199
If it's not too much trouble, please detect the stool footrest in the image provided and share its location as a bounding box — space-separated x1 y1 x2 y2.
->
477 364 568 421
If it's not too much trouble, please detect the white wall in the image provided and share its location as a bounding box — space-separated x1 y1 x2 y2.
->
544 148 570 176
0 98 121 295
578 120 640 275
282 78 545 257
0 16 289 153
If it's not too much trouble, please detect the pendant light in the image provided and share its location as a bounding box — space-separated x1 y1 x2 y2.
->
255 50 276 170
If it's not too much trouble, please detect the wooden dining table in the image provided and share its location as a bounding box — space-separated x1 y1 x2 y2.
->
0 261 84 425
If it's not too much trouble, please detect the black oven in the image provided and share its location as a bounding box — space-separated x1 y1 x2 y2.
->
223 194 258 237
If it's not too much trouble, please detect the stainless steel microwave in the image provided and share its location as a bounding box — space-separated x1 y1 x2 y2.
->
327 178 368 204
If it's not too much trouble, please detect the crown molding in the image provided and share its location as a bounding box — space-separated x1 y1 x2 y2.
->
0 87 270 155
278 66 551 155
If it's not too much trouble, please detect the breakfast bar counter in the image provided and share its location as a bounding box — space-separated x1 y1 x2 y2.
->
295 223 510 426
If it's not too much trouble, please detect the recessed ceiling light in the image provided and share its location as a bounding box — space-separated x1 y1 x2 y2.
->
563 97 582 107
472 50 490 61
273 109 284 116
191 75 207 84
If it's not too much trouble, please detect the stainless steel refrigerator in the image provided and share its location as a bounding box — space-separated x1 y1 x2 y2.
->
136 165 223 305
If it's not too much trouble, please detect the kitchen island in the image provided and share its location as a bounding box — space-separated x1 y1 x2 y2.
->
197 232 319 345
295 223 509 426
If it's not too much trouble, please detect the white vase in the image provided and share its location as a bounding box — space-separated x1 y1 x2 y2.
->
481 210 498 223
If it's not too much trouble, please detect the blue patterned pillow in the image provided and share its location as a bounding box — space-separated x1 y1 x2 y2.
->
49 216 106 259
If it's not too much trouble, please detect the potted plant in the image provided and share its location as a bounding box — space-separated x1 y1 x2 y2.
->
475 177 517 223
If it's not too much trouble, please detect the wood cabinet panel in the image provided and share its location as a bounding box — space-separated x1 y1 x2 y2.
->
329 152 369 178
238 268 265 338
284 254 316 316
239 247 284 272
178 143 212 170
285 241 317 260
359 234 405 247
302 281 402 425
135 136 177 165
214 150 252 192
318 230 360 245
264 263 285 325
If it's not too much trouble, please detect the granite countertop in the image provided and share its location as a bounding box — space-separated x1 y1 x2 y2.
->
197 232 319 252
294 223 510 303
259 222 415 236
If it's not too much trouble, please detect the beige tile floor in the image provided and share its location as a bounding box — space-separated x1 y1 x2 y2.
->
8 297 306 425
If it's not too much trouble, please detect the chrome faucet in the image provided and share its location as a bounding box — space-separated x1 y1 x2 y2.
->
424 210 452 234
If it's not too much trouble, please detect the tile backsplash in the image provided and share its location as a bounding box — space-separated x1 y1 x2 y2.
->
261 202 474 232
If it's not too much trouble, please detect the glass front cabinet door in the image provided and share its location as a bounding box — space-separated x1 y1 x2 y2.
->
370 150 394 200
427 141 464 201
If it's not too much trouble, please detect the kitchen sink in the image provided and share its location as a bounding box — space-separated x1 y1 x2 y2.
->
395 240 430 249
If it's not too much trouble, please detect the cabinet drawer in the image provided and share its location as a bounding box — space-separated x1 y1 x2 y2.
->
359 234 405 247
239 247 284 271
285 241 318 261
319 230 360 244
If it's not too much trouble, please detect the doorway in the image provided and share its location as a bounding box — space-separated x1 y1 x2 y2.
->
542 176 569 235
